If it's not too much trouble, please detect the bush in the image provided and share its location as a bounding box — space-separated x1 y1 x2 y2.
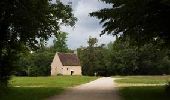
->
57 73 63 76
165 81 170 95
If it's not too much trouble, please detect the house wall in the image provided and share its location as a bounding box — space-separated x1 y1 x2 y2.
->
51 53 63 76
61 66 82 75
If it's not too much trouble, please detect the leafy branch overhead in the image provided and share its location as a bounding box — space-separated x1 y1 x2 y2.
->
1 0 77 50
0 0 76 87
90 0 170 46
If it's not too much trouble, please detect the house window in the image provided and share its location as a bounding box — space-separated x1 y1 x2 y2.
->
67 68 69 70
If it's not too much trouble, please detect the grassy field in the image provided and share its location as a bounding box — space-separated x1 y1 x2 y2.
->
119 86 170 100
10 76 97 87
115 76 170 85
115 76 170 100
0 76 97 100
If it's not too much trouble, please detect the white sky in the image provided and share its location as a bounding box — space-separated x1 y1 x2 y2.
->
50 0 115 49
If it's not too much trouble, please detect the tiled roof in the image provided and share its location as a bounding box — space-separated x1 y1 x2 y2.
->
58 53 80 66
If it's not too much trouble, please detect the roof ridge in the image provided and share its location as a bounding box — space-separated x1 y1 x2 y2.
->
57 52 76 55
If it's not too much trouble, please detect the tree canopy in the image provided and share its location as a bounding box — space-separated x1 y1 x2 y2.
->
0 0 76 87
90 0 170 46
52 32 69 53
78 37 170 76
15 31 70 77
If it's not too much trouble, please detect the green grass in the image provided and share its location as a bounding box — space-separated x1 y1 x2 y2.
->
0 76 97 100
10 76 97 87
0 87 64 100
115 76 170 100
119 86 170 100
115 76 170 84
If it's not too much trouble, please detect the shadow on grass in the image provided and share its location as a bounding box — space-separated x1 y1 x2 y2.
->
0 87 64 100
119 86 170 100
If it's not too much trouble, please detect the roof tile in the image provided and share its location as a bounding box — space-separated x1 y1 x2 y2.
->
58 53 80 66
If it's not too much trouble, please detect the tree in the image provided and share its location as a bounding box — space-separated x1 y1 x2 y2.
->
51 32 69 53
90 0 170 47
78 36 170 76
78 37 109 76
105 38 138 75
15 31 70 77
78 37 98 75
0 0 76 87
28 51 53 76
105 37 170 75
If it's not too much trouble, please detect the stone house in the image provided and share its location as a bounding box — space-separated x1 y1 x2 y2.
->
51 53 82 75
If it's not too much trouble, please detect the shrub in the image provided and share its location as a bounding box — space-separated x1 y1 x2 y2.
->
165 81 170 95
57 73 63 76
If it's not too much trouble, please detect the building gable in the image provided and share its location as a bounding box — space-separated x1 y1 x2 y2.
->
51 52 82 76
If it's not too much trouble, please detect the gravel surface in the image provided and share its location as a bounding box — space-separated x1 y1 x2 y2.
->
47 77 120 100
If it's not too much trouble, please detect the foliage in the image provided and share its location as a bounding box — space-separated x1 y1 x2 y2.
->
15 31 70 76
15 32 70 76
51 32 69 53
28 52 53 76
78 37 107 76
0 0 76 87
89 0 170 76
78 37 170 76
16 51 53 76
90 0 170 46
165 81 170 95
106 37 170 75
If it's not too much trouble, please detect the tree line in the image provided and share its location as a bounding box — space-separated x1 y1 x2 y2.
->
15 32 71 76
83 0 170 76
15 35 170 77
78 37 170 76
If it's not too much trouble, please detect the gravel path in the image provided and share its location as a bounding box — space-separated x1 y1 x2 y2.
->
47 77 120 100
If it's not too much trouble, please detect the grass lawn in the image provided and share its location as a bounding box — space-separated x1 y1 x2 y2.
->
10 76 97 87
115 76 170 100
119 86 170 100
0 76 97 100
115 76 170 85
0 87 64 100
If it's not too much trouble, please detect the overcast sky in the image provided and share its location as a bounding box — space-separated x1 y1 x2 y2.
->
51 0 115 49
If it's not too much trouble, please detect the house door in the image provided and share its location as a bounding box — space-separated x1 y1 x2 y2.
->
71 71 74 75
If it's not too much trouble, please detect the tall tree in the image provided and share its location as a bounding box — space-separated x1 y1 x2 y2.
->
78 37 98 76
90 0 170 47
0 0 76 87
105 37 170 75
52 32 69 53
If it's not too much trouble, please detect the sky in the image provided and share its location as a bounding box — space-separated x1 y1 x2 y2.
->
51 0 115 49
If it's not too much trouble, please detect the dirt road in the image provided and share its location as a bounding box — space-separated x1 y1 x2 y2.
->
47 77 120 100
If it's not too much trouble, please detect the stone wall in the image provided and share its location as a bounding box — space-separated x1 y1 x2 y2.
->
61 66 82 75
51 53 63 76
